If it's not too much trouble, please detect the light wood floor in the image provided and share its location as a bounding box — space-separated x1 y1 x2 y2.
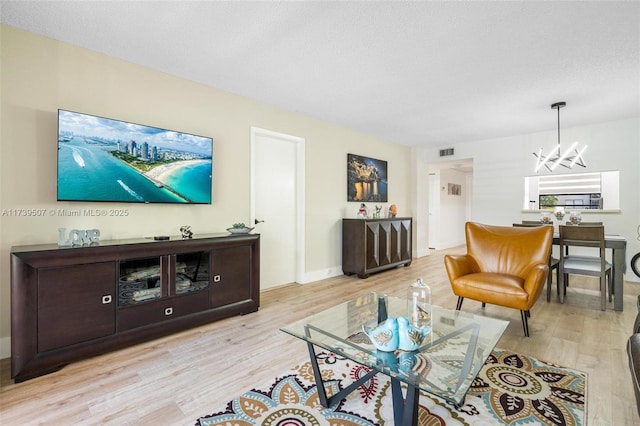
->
2 246 639 425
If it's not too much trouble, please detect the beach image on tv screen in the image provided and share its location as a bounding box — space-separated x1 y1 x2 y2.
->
57 110 213 204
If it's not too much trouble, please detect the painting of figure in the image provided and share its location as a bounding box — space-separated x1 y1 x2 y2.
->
347 154 388 202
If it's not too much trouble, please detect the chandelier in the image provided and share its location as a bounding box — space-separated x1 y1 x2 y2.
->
533 102 587 172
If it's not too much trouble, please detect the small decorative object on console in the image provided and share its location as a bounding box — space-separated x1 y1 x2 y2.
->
357 203 368 219
373 205 382 219
388 204 397 217
554 207 566 221
226 223 254 234
180 225 193 239
58 227 100 247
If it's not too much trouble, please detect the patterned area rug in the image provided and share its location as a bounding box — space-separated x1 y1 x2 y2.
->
196 349 586 426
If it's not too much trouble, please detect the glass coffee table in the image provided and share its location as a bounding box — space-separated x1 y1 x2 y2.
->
281 292 508 425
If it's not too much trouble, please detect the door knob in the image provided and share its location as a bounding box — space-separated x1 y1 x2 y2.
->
255 219 265 225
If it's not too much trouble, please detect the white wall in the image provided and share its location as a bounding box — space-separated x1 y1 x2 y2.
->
0 26 414 357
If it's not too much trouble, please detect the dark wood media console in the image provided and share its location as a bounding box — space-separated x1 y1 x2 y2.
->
10 233 260 382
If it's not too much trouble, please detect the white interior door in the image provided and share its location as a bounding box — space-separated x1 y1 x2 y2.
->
251 128 305 289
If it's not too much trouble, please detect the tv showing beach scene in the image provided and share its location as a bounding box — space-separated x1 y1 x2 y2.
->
57 109 213 204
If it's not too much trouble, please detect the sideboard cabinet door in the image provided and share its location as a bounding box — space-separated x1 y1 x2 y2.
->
38 262 116 352
211 245 252 308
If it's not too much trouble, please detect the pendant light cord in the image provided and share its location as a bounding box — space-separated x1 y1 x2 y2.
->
557 105 561 147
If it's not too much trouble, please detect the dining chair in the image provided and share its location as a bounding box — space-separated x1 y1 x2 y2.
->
558 224 611 310
560 222 603 285
513 222 560 302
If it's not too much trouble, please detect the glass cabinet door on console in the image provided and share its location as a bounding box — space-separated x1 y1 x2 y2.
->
175 251 210 295
119 256 163 306
118 251 211 306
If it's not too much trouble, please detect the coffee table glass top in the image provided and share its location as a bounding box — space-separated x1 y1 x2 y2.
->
281 292 509 407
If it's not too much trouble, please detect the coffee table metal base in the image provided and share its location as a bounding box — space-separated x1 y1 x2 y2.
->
307 342 420 426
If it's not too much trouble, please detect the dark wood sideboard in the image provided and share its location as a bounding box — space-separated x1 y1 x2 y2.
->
342 217 412 278
10 233 260 382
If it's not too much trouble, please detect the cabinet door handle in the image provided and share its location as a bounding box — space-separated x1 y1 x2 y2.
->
213 275 221 283
102 295 112 304
164 307 173 316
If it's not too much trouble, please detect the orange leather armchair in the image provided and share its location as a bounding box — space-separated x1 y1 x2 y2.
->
444 222 553 337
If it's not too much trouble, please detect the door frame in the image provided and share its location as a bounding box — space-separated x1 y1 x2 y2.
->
250 127 306 284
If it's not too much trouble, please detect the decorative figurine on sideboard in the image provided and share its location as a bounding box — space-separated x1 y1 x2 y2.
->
373 205 382 219
388 204 397 218
357 203 368 219
180 225 193 239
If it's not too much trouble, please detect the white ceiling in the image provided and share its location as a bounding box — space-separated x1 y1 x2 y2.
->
1 1 639 149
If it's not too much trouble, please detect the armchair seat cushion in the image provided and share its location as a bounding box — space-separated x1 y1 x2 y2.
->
451 272 529 309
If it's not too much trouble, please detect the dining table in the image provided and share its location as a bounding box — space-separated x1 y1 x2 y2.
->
552 233 627 311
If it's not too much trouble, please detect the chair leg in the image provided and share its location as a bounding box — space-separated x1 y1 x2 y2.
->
481 302 486 308
456 297 464 311
521 310 530 337
600 274 606 311
608 270 613 302
546 270 552 302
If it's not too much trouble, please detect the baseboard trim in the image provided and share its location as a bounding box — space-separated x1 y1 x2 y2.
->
301 266 343 284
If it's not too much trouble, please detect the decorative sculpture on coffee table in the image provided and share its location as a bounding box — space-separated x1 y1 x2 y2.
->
362 316 429 352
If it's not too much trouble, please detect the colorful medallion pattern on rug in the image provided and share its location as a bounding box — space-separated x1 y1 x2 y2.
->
471 350 585 426
196 349 586 426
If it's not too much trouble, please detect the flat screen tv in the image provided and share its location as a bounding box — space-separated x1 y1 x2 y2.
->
57 109 213 204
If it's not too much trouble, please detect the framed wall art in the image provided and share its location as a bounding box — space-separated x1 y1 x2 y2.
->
347 153 388 202
448 183 462 196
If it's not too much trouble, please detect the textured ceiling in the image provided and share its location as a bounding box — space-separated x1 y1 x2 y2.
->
1 1 639 148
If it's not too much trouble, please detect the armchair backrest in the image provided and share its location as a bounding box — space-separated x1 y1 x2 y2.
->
465 222 553 278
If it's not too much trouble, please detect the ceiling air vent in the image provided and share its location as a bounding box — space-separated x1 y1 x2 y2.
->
439 148 454 157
